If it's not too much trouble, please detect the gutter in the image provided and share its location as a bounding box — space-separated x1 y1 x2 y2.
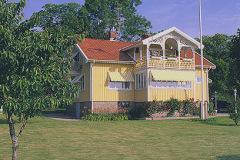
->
88 59 135 64
90 62 94 113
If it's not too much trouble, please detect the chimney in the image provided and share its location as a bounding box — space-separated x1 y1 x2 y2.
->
110 31 117 41
142 34 151 40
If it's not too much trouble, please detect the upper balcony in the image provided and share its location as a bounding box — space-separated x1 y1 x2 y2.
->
135 56 194 70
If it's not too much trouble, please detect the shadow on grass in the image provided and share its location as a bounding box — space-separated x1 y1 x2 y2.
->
0 118 8 124
216 154 240 160
190 117 237 126
41 109 66 114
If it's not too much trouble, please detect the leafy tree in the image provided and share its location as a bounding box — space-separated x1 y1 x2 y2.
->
0 0 83 159
229 29 240 92
196 34 232 98
35 0 152 41
34 3 86 36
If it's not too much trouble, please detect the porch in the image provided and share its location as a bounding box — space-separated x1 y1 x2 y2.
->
135 56 194 70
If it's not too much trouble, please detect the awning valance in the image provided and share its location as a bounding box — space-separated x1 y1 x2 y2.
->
108 72 134 82
151 70 195 81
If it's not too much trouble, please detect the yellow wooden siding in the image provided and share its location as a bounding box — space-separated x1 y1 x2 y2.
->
195 69 208 101
150 88 194 101
93 63 134 101
142 45 147 57
135 50 140 60
135 89 147 102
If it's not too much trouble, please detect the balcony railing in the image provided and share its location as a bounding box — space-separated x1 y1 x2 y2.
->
135 56 194 70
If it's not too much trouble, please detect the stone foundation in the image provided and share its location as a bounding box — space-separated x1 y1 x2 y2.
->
66 101 134 118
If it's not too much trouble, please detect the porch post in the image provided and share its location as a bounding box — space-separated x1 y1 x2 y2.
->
161 41 166 68
178 44 181 69
192 47 195 68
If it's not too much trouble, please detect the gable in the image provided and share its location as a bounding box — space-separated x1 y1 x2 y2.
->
142 27 201 49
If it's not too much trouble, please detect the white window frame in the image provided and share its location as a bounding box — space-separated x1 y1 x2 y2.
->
135 72 146 90
108 81 132 91
150 79 193 90
77 74 85 92
149 48 163 58
196 76 202 84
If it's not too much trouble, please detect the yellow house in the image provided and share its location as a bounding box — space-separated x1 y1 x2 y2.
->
66 27 215 118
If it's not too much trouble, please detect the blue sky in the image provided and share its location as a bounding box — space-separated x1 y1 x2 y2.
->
19 0 240 38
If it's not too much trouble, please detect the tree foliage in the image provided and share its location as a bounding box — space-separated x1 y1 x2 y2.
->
0 0 83 159
229 29 240 92
34 3 86 36
196 34 232 98
35 0 152 41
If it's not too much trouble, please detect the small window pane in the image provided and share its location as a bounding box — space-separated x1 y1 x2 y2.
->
140 73 143 88
109 81 115 88
167 81 172 87
177 81 181 88
196 76 201 83
151 80 156 87
116 82 122 89
156 81 162 87
138 74 141 88
162 81 167 87
143 74 146 88
125 82 130 89
172 82 177 88
187 81 192 88
182 82 186 88
136 74 139 89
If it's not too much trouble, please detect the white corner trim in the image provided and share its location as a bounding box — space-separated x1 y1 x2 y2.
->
90 63 93 113
75 44 88 62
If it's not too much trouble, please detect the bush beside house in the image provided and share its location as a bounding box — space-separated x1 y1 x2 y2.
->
145 98 200 118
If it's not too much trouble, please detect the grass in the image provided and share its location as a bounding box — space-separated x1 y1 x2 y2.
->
0 114 240 160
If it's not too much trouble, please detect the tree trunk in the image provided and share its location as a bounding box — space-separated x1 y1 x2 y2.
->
8 113 18 160
8 113 28 160
12 138 18 160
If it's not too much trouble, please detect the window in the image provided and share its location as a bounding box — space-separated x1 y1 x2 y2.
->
196 76 201 83
108 81 131 90
77 75 85 91
150 79 192 90
136 73 146 89
109 81 115 89
150 49 163 57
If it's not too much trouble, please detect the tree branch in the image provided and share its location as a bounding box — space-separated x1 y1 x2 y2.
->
8 112 16 142
17 117 28 139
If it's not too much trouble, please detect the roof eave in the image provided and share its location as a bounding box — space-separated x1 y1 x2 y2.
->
121 42 143 51
88 59 135 64
195 65 216 69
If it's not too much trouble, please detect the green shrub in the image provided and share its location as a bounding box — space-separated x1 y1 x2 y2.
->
228 100 240 125
145 100 163 117
82 113 129 121
144 98 199 117
182 99 199 116
164 98 182 117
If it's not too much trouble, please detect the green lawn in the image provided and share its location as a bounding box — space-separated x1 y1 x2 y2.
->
0 114 240 160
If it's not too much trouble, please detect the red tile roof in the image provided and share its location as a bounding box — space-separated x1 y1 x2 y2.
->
77 38 214 67
77 38 136 61
180 51 215 67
